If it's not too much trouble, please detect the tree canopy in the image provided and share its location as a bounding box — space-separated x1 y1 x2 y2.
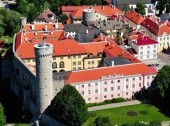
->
156 0 170 14
0 103 6 125
48 85 88 126
135 2 146 16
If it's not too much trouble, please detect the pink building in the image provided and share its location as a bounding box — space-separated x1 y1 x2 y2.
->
65 38 157 103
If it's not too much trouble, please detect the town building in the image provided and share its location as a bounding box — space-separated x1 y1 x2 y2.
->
125 11 146 30
128 31 158 60
33 9 57 23
140 17 170 52
60 5 123 24
0 0 16 8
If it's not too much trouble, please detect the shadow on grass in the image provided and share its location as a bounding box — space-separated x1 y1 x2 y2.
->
0 78 31 124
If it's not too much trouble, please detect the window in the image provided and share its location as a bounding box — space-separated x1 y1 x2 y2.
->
117 94 120 96
27 59 30 62
73 67 76 70
126 92 128 95
111 87 114 91
111 80 114 84
78 55 81 58
147 55 149 58
82 91 84 95
153 54 156 57
126 85 128 89
88 61 91 64
140 47 143 50
132 84 135 88
111 94 114 97
104 95 107 98
78 67 81 70
154 45 156 48
53 57 56 60
95 89 98 93
139 77 141 80
117 86 120 90
73 62 76 66
126 79 128 82
92 61 94 64
68 56 71 59
147 76 150 79
117 80 120 83
104 81 107 85
73 56 76 59
140 56 143 59
147 82 150 86
88 90 91 94
88 98 91 101
152 76 155 79
95 83 98 86
78 61 81 65
59 61 65 68
147 51 150 54
104 88 107 92
82 85 84 88
139 83 141 87
147 46 150 49
60 57 63 60
140 52 143 55
52 62 57 69
132 78 135 81
95 97 98 100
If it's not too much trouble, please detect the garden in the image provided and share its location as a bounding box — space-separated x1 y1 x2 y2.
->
83 104 169 126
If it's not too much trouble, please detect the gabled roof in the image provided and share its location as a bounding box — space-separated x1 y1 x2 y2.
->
80 42 107 56
16 38 88 59
125 11 146 24
68 5 122 19
22 23 64 31
65 63 157 84
129 32 158 46
141 18 170 36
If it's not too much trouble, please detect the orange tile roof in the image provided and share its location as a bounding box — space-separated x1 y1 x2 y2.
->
22 23 64 31
69 5 122 18
16 37 88 59
125 11 146 24
80 42 108 56
65 63 157 84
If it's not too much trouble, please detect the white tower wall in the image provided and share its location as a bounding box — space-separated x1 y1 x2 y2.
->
34 42 53 113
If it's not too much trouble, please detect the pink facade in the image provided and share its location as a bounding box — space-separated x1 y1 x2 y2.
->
74 74 155 103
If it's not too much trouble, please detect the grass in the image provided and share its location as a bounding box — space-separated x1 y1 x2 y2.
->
83 104 170 126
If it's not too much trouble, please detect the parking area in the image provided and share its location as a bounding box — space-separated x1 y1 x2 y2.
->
143 52 170 71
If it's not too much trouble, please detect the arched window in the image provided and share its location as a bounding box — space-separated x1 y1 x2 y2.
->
52 62 57 69
59 61 65 68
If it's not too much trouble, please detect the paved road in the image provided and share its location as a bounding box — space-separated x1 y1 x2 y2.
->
88 100 141 111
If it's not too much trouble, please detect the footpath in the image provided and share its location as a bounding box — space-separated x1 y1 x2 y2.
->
88 100 141 111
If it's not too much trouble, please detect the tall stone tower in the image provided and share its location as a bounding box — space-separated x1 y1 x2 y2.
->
34 42 53 113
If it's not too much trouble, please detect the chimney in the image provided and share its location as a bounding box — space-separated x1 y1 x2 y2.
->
45 24 48 31
21 17 27 26
102 6 104 10
86 29 89 34
31 24 35 30
111 61 114 66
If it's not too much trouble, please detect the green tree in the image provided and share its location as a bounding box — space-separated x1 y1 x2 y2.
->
49 85 88 126
135 2 146 15
92 116 112 126
148 120 161 126
0 103 6 125
58 13 68 24
0 26 4 37
156 0 170 14
39 1 51 12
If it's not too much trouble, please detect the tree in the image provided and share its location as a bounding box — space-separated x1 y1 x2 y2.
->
93 116 112 126
49 85 88 126
135 2 146 16
148 120 161 126
0 103 6 125
156 0 170 14
0 26 4 37
58 13 68 24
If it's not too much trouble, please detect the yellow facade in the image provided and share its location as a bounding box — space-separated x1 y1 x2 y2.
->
23 54 102 72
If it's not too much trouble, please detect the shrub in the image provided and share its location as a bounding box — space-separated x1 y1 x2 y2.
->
111 97 126 103
88 111 97 117
139 111 148 115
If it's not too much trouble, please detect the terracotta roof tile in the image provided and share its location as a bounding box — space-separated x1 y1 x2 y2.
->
65 63 157 84
125 11 146 24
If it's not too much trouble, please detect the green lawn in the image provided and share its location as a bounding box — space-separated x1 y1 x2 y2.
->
83 104 170 126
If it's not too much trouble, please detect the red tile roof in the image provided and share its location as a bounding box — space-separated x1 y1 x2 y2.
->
125 11 146 24
72 6 122 18
65 63 157 84
141 18 170 36
129 32 158 46
80 42 108 56
22 23 64 31
16 38 88 59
